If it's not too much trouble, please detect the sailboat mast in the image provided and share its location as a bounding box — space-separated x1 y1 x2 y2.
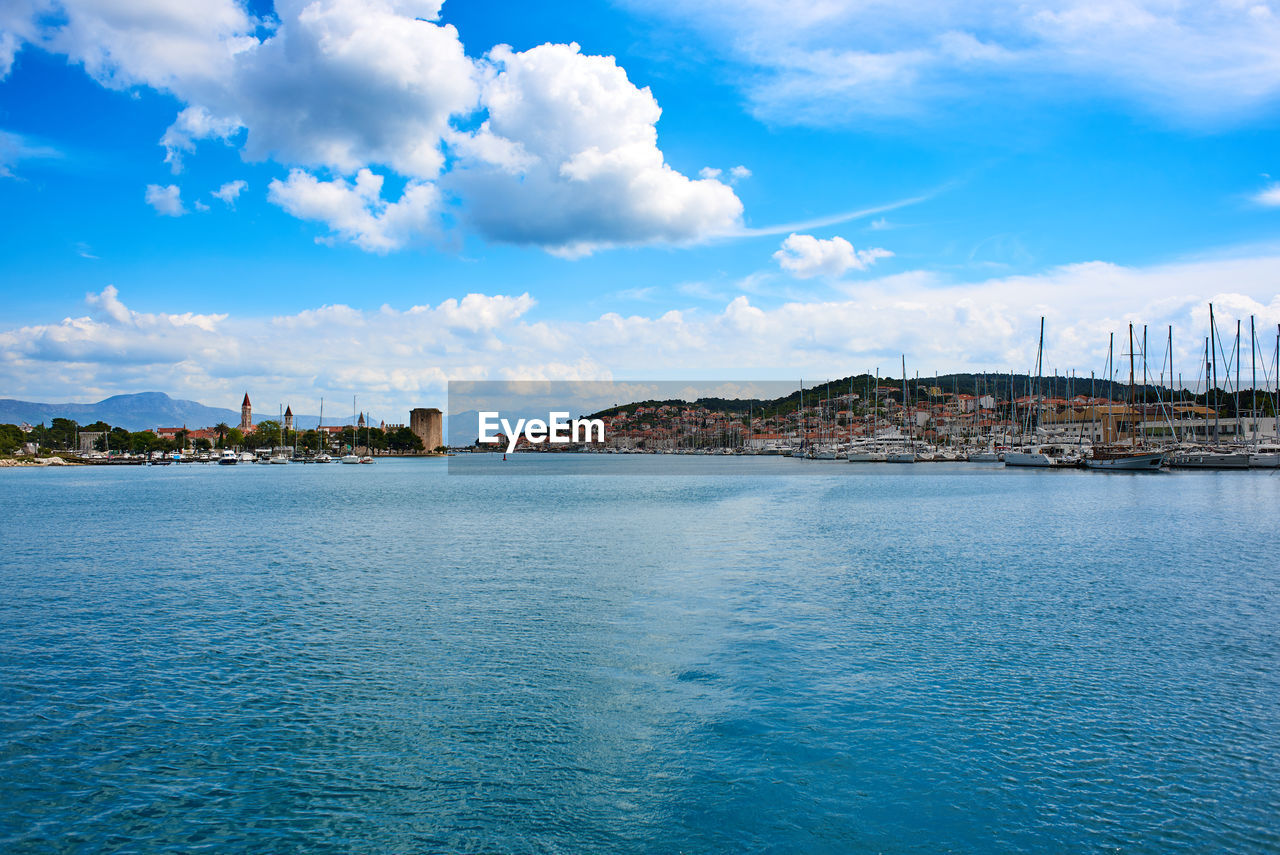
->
1142 325 1148 446
901 355 908 444
1210 303 1219 441
1168 325 1175 441
1107 333 1114 444
1236 320 1243 442
1251 316 1257 443
1090 370 1096 444
1128 324 1136 450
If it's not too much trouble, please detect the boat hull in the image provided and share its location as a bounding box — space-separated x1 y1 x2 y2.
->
1249 453 1280 469
1004 451 1056 467
1083 452 1165 471
1169 452 1251 470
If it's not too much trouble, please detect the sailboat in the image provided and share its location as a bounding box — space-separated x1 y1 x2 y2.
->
1084 324 1165 471
1005 318 1078 468
848 368 887 461
311 397 332 462
269 404 290 463
886 356 916 462
359 405 375 463
341 395 362 463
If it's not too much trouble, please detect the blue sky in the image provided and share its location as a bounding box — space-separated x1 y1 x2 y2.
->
2 0 1280 420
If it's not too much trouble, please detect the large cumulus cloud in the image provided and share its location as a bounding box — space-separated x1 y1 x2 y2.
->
1 0 742 255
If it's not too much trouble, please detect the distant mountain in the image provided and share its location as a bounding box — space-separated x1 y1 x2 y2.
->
0 392 362 432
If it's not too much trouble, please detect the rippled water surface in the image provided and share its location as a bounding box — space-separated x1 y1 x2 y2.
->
2 459 1278 853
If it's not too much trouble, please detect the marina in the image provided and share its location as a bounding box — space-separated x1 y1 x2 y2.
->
3 457 1277 853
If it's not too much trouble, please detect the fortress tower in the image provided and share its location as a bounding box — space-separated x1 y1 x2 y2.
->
240 393 253 432
410 407 443 452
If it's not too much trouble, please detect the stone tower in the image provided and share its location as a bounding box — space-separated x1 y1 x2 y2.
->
284 405 293 432
410 407 443 452
240 393 252 431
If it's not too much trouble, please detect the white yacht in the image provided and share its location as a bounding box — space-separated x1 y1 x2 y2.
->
1004 446 1078 468
1249 445 1280 468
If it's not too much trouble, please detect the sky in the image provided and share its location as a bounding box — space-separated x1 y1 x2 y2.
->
2 0 1280 423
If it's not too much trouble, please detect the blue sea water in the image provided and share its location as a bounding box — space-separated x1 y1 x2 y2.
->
1 458 1278 853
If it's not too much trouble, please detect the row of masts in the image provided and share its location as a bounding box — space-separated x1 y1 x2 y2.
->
777 307 1279 451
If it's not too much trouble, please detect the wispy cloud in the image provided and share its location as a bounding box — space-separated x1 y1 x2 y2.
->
731 190 935 238
1253 182 1280 207
623 0 1280 126
0 130 61 178
5 251 1279 417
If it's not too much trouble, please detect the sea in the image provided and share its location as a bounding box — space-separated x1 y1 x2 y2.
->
1 457 1277 853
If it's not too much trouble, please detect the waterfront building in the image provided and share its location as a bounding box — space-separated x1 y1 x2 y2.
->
239 393 253 432
77 431 105 452
410 407 443 451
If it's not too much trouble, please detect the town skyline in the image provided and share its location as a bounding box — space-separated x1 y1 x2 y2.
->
3 1 1280 415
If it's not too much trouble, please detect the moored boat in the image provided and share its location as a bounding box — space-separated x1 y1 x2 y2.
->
1083 446 1165 471
1169 450 1251 470
1005 446 1078 468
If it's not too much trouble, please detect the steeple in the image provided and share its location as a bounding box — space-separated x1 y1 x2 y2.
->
284 405 293 432
240 392 253 432
357 411 366 428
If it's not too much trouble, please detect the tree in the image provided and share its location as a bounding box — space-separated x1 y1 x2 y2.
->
386 426 424 453
108 427 131 451
49 418 78 449
248 419 281 449
0 424 23 454
193 438 212 451
225 427 244 448
214 422 230 448
129 431 165 453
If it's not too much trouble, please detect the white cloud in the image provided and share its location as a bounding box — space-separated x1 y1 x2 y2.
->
0 29 21 79
267 168 439 252
31 0 256 93
162 106 242 171
449 41 743 256
144 183 185 216
730 165 751 180
621 0 1280 125
6 1 741 255
6 252 1280 418
219 0 478 178
698 166 722 179
212 179 247 205
774 233 892 278
0 129 60 178
1254 182 1280 206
